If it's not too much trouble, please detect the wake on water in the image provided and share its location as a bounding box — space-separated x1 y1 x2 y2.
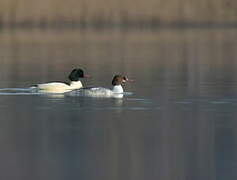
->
0 87 41 95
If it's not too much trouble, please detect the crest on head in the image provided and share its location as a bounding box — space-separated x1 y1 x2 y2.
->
112 75 127 86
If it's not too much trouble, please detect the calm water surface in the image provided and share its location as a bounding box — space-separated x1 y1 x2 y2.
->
0 28 237 180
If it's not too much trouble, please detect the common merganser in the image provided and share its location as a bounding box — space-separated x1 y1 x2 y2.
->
33 68 87 93
67 75 133 98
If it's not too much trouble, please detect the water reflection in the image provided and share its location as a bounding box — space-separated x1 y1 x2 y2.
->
0 28 237 180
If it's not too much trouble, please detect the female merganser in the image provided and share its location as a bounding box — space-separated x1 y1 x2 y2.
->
33 68 87 93
67 75 132 98
111 75 128 93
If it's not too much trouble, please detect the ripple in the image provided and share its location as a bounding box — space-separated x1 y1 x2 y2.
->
127 98 148 101
211 101 233 104
126 107 149 110
174 101 193 104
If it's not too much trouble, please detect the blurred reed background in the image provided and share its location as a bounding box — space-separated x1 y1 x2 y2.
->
0 0 237 28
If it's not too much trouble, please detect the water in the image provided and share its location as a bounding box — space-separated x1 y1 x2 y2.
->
0 28 237 180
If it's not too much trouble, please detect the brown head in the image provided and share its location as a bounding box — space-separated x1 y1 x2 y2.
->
112 75 127 86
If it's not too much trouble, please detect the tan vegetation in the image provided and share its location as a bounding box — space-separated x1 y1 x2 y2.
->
0 0 237 26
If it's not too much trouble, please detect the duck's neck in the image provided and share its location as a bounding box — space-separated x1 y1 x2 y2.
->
112 85 123 93
69 81 83 89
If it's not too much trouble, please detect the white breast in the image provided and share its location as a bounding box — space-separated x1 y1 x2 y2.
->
112 85 124 93
69 81 83 89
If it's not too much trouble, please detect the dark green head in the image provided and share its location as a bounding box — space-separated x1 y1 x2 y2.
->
68 68 85 81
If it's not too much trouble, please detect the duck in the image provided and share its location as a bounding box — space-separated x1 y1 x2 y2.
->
67 75 133 98
33 68 88 93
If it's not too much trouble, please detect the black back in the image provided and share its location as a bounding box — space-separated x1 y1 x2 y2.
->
68 69 84 81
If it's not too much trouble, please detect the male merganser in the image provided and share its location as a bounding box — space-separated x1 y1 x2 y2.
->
67 75 132 98
33 68 87 93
